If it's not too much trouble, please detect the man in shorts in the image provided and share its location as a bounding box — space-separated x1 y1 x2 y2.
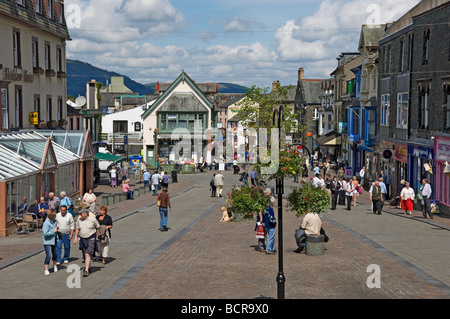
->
74 209 99 277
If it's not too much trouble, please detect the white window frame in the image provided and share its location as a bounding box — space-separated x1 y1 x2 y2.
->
397 92 409 129
1 88 8 130
380 94 390 126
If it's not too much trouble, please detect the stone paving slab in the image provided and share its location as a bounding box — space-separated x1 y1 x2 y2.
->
1 169 450 301
110 199 450 299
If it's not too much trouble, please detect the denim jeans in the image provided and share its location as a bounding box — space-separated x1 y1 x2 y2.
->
153 184 159 196
56 233 71 263
159 207 168 229
44 244 57 265
266 227 276 252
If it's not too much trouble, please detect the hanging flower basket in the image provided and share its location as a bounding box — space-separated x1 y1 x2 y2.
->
254 149 306 181
225 185 269 221
287 181 331 217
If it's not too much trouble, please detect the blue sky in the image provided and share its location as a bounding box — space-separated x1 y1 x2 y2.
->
65 0 420 88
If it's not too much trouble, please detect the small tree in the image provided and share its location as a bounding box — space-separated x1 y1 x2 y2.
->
235 83 301 133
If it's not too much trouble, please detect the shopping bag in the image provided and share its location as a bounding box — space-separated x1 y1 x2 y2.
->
255 224 265 239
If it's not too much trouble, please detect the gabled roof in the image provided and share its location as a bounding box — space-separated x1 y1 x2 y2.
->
141 72 216 120
358 24 386 51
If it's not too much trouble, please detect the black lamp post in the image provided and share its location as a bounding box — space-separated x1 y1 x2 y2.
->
273 105 285 299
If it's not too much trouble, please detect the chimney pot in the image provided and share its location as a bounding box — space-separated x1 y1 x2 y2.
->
298 67 304 80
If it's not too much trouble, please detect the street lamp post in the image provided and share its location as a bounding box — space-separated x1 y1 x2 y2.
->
306 132 314 169
273 105 285 299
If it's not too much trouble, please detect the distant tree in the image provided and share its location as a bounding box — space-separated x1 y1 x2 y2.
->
235 83 301 133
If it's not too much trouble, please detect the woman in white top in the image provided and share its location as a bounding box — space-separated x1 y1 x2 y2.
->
82 188 97 213
400 182 415 215
345 178 355 210
110 167 117 187
359 166 366 187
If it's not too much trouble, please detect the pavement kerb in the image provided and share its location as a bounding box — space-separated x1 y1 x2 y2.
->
0 183 199 271
355 198 450 232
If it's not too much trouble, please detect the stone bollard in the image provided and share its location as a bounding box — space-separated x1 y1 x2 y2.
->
114 193 122 203
108 194 115 205
135 188 140 197
119 192 128 201
305 234 325 256
101 195 109 206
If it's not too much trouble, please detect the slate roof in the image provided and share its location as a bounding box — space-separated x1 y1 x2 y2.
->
0 0 70 40
141 72 216 120
358 24 386 50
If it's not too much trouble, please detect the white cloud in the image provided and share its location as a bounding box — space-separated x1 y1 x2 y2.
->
273 0 421 63
65 0 422 89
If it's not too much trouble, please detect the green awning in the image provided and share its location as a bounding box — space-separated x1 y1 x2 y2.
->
94 153 126 162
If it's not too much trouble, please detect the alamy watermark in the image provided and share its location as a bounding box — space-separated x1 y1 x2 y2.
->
366 264 381 288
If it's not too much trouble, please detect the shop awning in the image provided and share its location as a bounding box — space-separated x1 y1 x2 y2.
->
94 152 126 162
324 136 342 146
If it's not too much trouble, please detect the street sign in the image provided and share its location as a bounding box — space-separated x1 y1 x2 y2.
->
29 112 38 125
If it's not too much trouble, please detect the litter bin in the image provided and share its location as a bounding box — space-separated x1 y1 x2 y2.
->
171 170 178 183
305 234 325 256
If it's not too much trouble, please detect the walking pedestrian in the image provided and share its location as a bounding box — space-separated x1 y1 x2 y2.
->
60 191 74 217
74 209 100 277
42 209 58 276
157 187 172 231
263 195 277 255
48 192 60 213
351 176 359 206
400 182 415 215
143 169 151 191
420 179 433 219
120 165 127 184
345 178 355 211
151 171 161 196
162 171 169 188
378 178 387 201
110 166 117 187
369 180 383 215
96 206 113 265
359 166 366 188
214 171 224 197
210 173 216 197
55 205 74 265
240 169 249 187
330 176 340 210
338 176 346 206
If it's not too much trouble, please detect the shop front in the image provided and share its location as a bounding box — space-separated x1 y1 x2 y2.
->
434 136 450 215
394 143 408 194
408 144 434 196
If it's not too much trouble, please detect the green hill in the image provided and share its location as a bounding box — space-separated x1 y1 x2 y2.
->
66 59 153 97
67 59 248 98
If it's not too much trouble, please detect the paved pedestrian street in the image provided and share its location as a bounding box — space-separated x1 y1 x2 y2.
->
1 170 449 302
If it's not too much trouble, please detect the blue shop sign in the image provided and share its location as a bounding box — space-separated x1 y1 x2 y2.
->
408 145 433 160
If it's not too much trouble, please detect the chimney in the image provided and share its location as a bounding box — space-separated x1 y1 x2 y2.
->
298 67 304 81
272 80 280 91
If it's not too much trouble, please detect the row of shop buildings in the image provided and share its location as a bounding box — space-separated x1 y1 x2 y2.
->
301 0 450 215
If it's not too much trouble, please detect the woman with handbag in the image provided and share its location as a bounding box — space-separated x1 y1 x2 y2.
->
351 176 360 207
157 187 172 231
96 206 113 266
42 210 58 276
